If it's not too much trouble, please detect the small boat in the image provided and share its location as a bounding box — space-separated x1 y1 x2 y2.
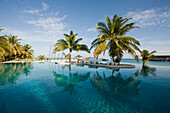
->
102 58 110 61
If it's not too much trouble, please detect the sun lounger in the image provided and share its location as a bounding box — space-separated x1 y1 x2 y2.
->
107 62 112 65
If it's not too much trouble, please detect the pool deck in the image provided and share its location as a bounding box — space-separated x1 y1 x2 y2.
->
72 62 135 68
1 60 135 68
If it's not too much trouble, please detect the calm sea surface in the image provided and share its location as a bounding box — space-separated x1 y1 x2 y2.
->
0 60 170 113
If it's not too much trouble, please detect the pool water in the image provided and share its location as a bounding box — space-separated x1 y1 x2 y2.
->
0 62 170 113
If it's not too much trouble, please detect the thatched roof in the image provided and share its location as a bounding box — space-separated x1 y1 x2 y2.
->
75 55 83 58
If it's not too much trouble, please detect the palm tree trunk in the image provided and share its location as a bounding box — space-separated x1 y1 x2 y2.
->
112 70 115 76
69 64 71 76
112 57 115 62
69 49 72 62
143 60 145 66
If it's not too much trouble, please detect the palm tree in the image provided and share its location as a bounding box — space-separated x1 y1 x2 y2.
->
0 29 13 61
37 55 46 61
0 28 34 61
6 34 23 59
140 49 156 66
91 14 140 62
62 52 70 60
54 31 90 62
22 44 34 59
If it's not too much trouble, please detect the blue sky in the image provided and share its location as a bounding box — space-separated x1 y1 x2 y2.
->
0 0 170 58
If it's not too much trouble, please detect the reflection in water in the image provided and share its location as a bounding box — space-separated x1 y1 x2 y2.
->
0 62 164 113
0 63 33 86
53 64 90 95
71 69 142 113
90 69 141 97
140 65 156 77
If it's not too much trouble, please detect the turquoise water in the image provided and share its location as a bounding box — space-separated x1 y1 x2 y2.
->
0 61 170 113
121 59 170 66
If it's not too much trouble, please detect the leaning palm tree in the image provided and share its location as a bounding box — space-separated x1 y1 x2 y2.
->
91 14 140 62
140 49 156 66
54 31 90 62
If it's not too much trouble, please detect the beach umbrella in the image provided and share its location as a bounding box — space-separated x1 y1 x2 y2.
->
75 55 83 61
85 57 96 62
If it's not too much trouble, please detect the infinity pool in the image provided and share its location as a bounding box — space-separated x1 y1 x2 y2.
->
0 62 170 113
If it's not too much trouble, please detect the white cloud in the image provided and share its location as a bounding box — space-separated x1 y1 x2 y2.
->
125 7 170 27
87 27 96 32
20 2 69 44
26 15 67 35
1 27 49 42
23 9 39 14
42 2 49 11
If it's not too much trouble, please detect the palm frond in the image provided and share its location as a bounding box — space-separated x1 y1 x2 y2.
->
74 38 82 44
149 50 156 56
54 45 68 53
75 44 90 53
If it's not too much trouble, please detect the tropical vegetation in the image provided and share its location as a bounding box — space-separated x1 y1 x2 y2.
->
62 52 70 60
0 28 34 62
140 49 156 66
90 14 141 62
37 55 46 61
54 31 90 62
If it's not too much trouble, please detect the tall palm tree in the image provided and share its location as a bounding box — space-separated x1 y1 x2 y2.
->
91 14 140 62
140 49 156 66
54 31 90 62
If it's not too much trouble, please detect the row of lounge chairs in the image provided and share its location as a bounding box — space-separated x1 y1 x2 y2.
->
76 60 135 68
77 61 121 66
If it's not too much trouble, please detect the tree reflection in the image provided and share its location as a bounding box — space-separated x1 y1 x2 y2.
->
90 69 141 97
140 65 156 77
0 63 33 86
53 65 90 95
